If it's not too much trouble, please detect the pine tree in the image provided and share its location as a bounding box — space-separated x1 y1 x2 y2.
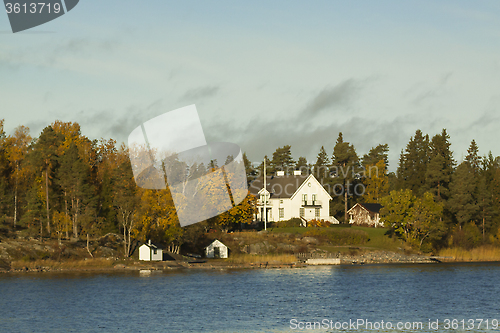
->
56 142 94 239
331 132 359 223
270 145 294 174
295 157 309 175
362 144 389 168
28 126 64 236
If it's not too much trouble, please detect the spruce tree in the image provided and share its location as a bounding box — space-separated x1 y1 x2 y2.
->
397 130 430 194
314 146 330 180
447 162 478 228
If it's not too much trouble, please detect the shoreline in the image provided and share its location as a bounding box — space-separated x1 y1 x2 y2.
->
2 255 500 274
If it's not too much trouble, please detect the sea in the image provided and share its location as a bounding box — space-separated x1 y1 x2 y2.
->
1 262 499 332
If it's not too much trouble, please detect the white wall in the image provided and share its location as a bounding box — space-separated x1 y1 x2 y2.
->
139 244 163 261
205 240 228 258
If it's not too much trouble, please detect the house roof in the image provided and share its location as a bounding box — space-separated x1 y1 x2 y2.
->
248 175 309 199
140 242 162 250
204 239 229 249
348 203 383 214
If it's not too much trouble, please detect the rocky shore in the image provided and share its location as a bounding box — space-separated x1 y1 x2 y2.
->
0 251 459 274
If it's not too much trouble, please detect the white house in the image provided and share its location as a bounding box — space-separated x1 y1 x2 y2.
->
249 171 338 226
347 203 384 227
205 239 229 259
139 240 163 261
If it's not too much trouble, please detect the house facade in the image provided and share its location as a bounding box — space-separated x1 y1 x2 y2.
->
138 240 163 261
347 203 383 227
205 239 229 259
249 171 338 225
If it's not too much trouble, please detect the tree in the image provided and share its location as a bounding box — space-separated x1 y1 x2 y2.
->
411 192 444 248
380 189 443 249
270 145 294 174
362 144 389 168
397 129 430 194
133 188 183 253
465 139 481 174
314 146 330 181
363 159 389 203
447 162 478 228
215 193 256 232
56 142 94 239
380 189 416 241
112 156 139 257
331 132 359 223
295 157 309 175
21 182 45 239
424 129 454 202
28 126 64 236
5 126 32 227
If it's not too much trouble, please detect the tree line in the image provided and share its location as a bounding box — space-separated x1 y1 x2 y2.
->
243 129 500 252
1 118 499 253
0 120 255 256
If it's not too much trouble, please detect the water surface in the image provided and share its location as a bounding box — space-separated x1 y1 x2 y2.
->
1 263 499 332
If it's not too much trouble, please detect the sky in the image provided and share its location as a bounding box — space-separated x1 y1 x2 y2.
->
1 0 500 172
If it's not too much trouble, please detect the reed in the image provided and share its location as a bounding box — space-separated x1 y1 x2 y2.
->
227 253 297 265
439 246 500 261
10 258 117 270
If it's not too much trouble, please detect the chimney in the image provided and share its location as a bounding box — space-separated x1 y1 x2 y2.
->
148 239 151 246
276 170 285 176
294 170 301 176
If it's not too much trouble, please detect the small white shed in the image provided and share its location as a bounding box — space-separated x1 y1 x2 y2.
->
205 239 229 259
139 240 163 261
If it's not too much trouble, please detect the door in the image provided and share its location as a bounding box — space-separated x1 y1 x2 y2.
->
214 247 220 259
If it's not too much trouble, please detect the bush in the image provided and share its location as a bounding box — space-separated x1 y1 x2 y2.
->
307 219 332 228
303 228 369 245
276 218 303 228
451 222 482 250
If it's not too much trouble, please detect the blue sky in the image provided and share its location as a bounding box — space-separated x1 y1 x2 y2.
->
1 0 500 171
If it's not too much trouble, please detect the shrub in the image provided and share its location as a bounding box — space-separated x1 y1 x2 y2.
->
276 218 303 228
307 219 332 228
450 222 482 250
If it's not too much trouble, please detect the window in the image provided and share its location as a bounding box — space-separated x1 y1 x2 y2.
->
315 208 320 218
302 194 307 204
312 194 316 203
269 209 272 219
300 208 305 217
279 208 284 219
153 249 157 255
280 199 283 204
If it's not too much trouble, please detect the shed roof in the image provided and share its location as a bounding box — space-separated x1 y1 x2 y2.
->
348 203 382 214
140 242 162 250
204 239 229 249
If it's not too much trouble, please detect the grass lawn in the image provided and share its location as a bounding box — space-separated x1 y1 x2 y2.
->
269 225 403 252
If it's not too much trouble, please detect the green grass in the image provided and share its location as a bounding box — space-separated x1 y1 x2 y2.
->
350 226 403 251
269 225 403 252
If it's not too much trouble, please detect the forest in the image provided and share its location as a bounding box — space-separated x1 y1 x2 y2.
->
1 119 499 254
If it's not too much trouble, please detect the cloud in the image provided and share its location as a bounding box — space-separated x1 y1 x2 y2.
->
303 79 360 116
180 85 220 102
